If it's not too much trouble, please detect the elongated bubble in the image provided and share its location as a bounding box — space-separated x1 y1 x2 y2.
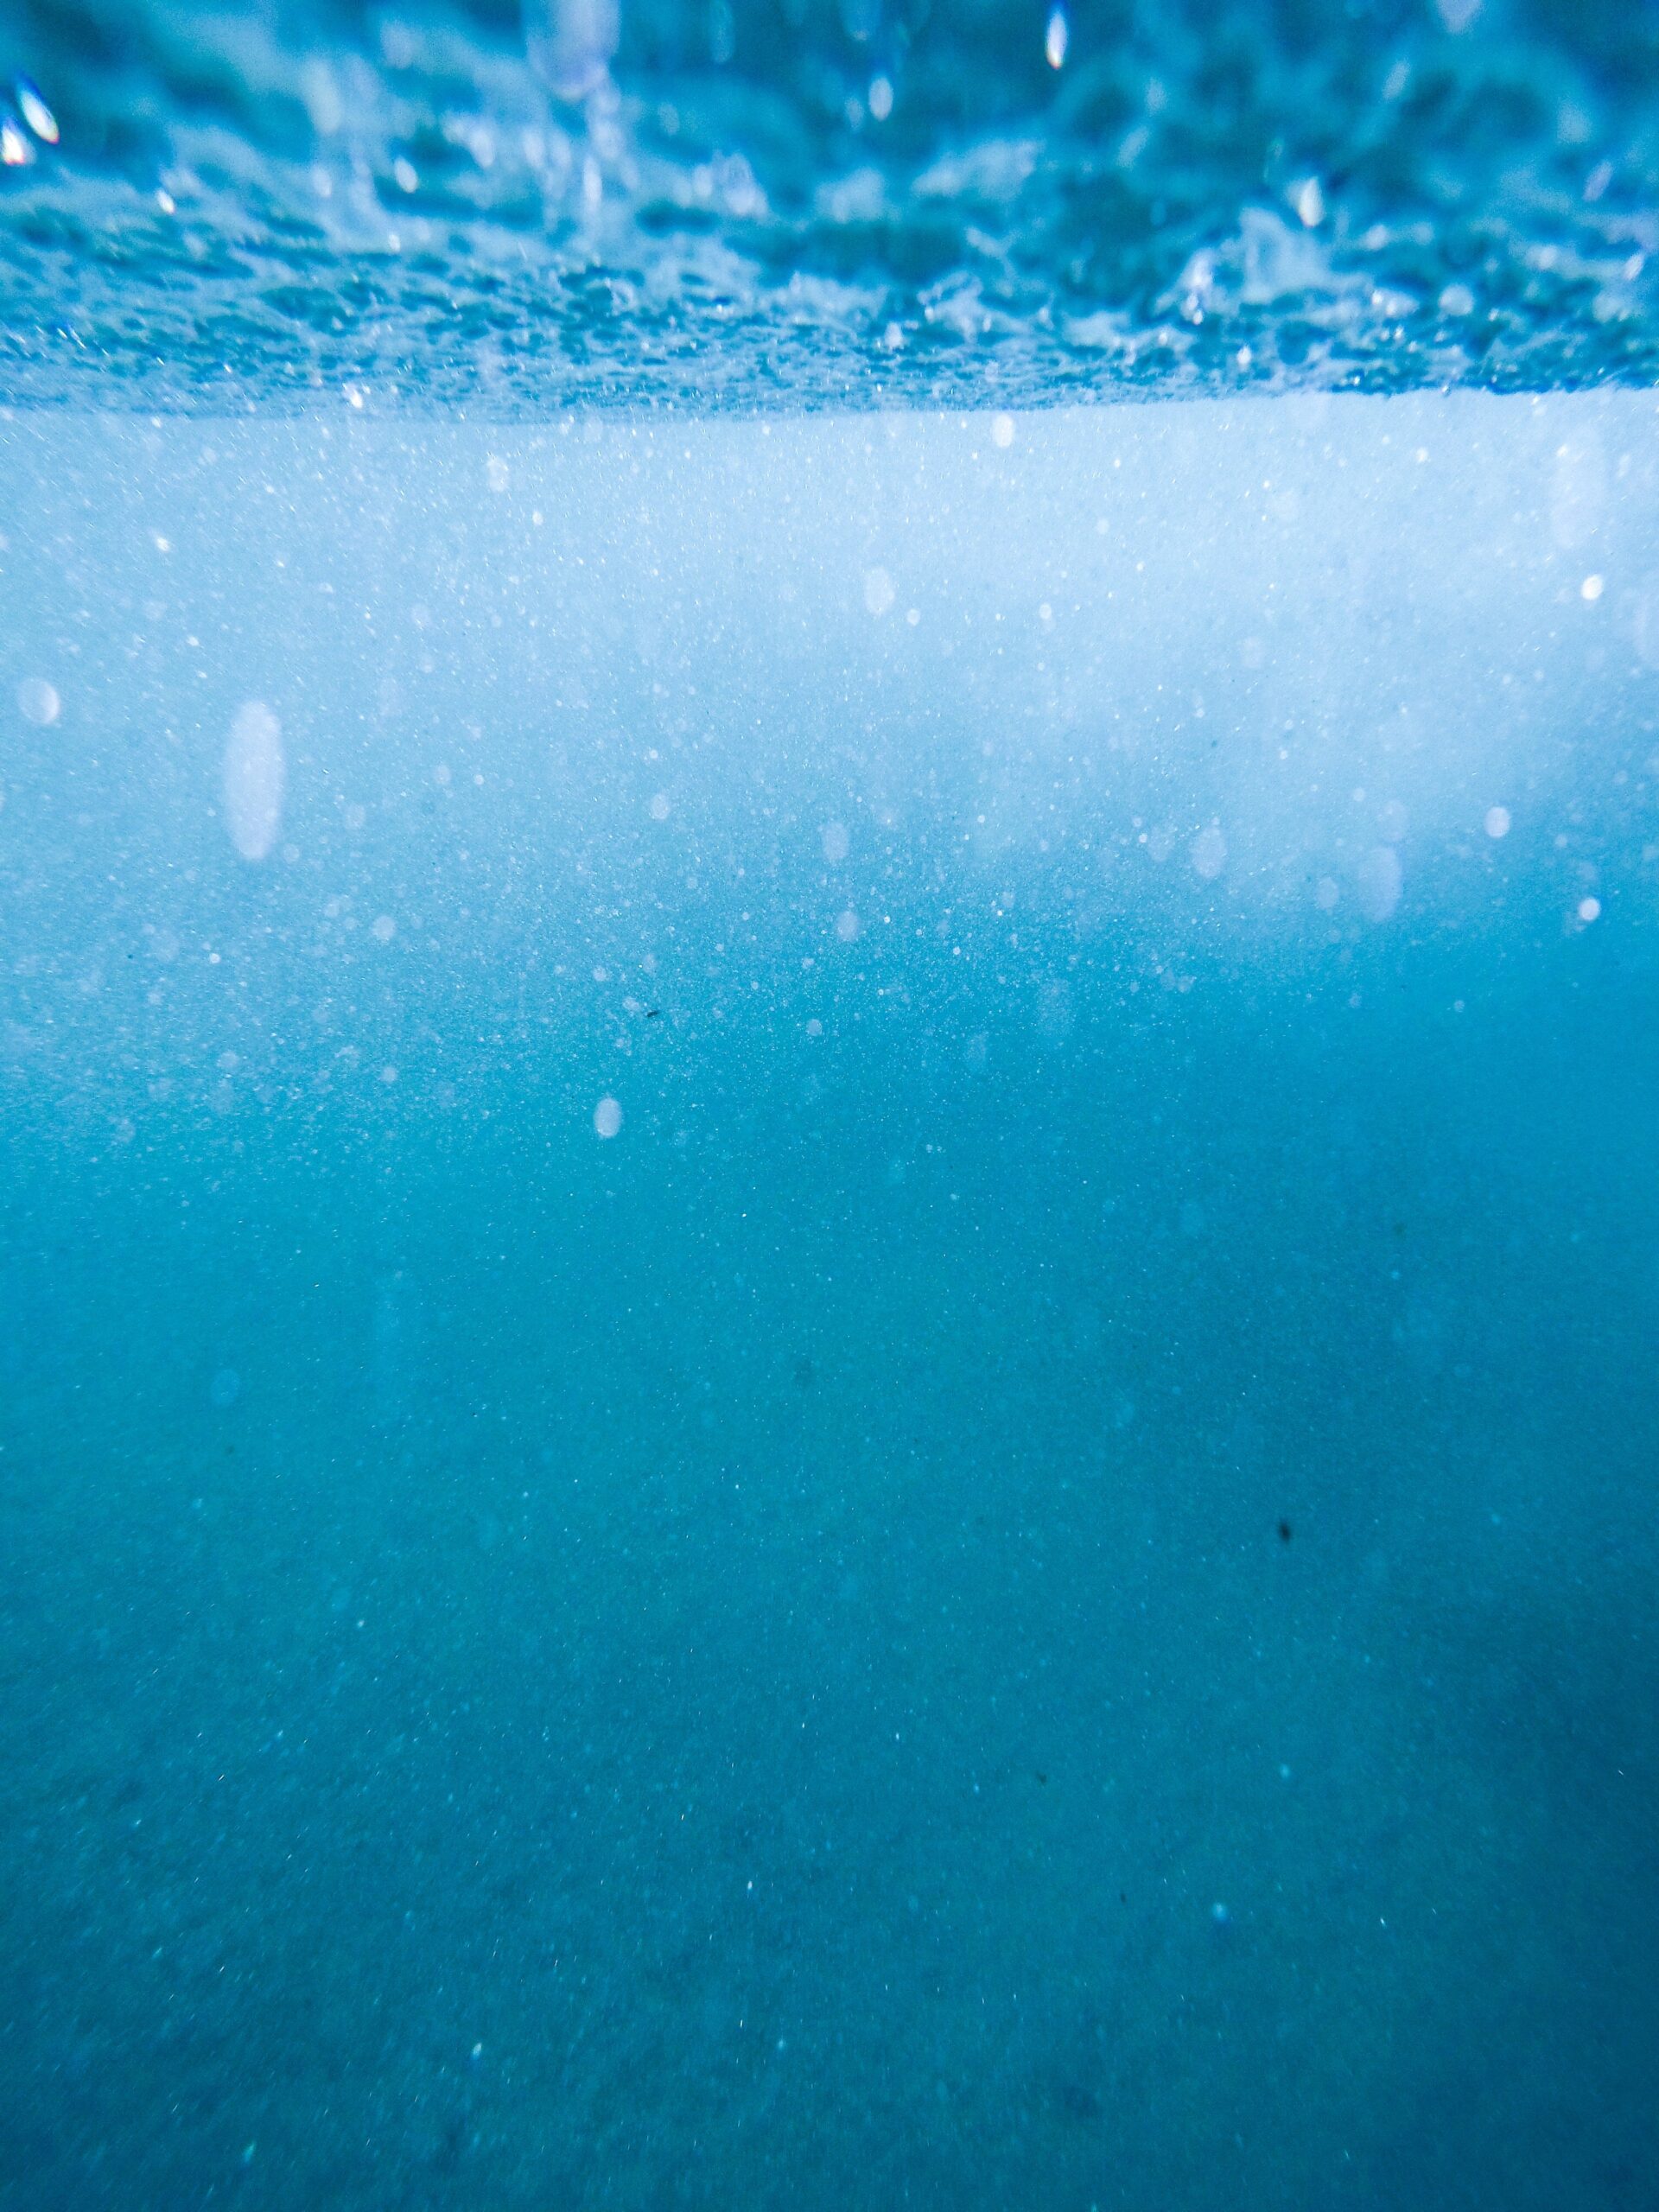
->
222 701 285 861
524 0 619 102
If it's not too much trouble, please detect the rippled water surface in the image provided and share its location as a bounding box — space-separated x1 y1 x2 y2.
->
4 0 1659 407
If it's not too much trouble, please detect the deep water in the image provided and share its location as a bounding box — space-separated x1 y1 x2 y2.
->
2 396 1657 2210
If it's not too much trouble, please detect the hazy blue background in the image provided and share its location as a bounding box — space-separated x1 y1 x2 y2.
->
1 396 1656 2208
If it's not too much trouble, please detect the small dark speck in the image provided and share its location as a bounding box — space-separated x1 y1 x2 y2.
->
645 1008 661 1019
792 1356 815 1388
1278 1519 1292 1542
1034 1770 1047 1785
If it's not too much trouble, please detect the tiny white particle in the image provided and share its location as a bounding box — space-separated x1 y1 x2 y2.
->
1580 573 1604 601
594 1096 622 1138
1578 896 1601 923
991 412 1015 448
1484 805 1510 838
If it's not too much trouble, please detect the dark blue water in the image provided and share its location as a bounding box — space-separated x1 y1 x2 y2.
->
3 8 1658 2209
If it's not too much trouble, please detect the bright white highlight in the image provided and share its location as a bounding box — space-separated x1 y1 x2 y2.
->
17 81 59 145
594 1096 623 1138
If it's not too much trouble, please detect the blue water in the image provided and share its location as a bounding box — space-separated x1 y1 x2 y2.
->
3 8 1659 2210
5 0 1659 406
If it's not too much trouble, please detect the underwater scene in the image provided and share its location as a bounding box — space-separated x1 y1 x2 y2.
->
2 6 1658 2212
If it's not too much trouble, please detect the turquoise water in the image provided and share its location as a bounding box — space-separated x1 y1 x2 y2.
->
3 396 1656 2207
3 7 1659 2208
5 0 1659 405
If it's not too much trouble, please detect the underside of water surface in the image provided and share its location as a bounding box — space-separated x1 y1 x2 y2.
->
4 0 1659 407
